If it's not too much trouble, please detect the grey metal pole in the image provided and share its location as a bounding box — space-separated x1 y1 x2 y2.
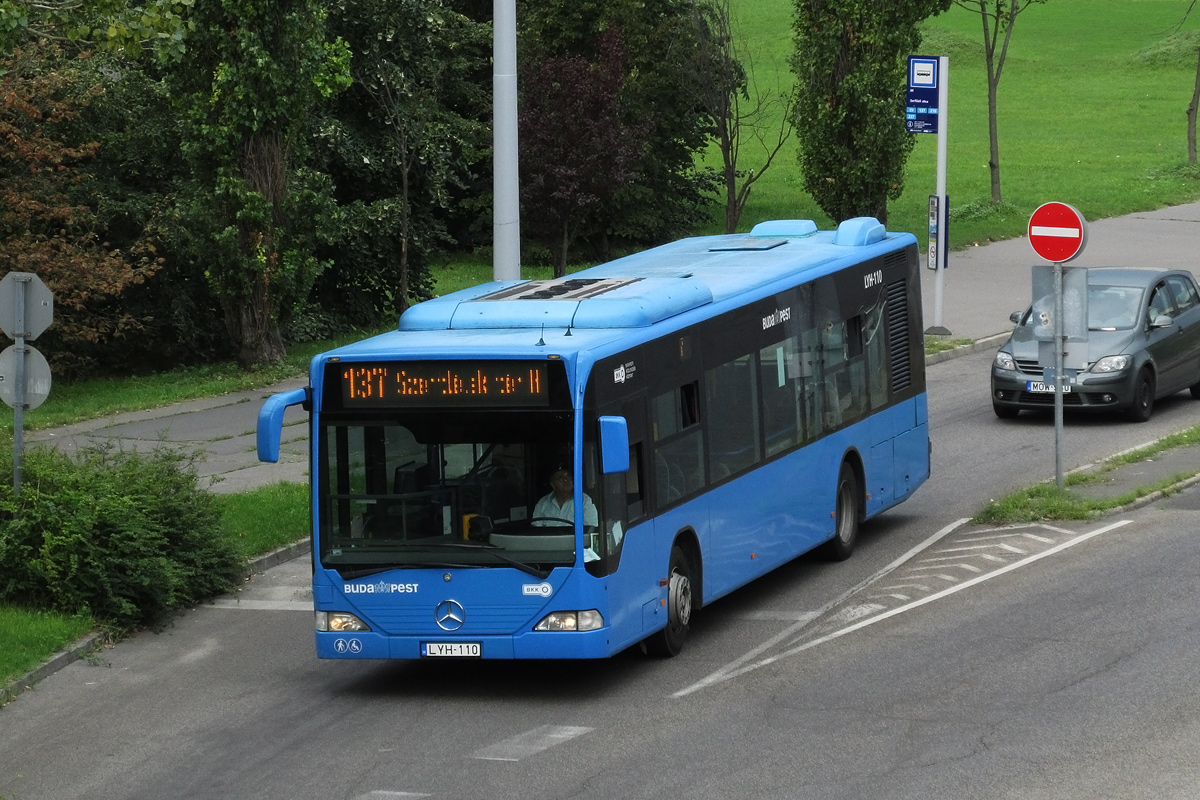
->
931 55 950 332
1054 260 1064 489
13 275 26 494
493 0 521 282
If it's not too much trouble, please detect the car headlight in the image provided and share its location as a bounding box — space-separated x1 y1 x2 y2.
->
316 611 371 632
994 352 1017 371
534 610 604 632
1090 355 1131 373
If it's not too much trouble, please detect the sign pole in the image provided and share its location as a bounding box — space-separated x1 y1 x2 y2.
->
1027 202 1088 491
12 276 26 494
929 55 950 335
1054 261 1064 489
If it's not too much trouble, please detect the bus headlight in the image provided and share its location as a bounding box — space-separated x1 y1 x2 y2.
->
316 611 371 632
534 610 604 632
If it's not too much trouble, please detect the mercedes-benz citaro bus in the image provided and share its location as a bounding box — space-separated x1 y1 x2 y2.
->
257 216 930 661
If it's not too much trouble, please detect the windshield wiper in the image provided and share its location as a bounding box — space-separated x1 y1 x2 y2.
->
417 541 553 579
337 562 470 580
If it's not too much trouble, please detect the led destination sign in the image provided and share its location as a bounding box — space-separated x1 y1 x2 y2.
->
337 360 550 408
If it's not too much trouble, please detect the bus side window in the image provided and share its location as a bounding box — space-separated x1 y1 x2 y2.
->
626 442 644 520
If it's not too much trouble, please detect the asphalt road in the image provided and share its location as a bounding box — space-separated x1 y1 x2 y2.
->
5 349 1200 800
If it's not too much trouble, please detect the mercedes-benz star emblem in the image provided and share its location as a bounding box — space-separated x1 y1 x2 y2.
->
434 599 465 631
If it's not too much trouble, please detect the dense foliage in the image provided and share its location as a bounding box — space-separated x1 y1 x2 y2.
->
0 0 740 377
169 0 351 368
792 0 952 223
518 0 720 259
312 0 491 322
0 446 242 629
519 29 650 273
0 44 166 376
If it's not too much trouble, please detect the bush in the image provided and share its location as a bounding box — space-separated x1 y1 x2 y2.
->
0 445 243 630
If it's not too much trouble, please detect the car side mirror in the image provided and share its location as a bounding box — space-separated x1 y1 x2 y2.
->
1009 311 1023 325
1151 314 1174 329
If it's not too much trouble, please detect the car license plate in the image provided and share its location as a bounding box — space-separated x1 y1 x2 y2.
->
1026 381 1070 393
422 641 481 658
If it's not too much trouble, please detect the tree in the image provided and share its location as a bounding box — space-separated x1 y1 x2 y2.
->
953 0 1044 203
314 0 490 320
1174 1 1200 165
0 43 162 376
519 0 719 251
0 0 193 60
519 30 650 274
792 0 951 224
686 0 796 233
170 0 350 368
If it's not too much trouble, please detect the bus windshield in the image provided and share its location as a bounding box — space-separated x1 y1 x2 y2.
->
319 411 580 574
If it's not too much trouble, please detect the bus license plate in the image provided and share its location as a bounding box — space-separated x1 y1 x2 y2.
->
1026 381 1070 393
422 642 481 658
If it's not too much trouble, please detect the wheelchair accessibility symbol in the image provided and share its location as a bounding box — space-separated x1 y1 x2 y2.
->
334 638 363 654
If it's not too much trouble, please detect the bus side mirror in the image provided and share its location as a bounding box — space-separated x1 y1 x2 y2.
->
598 416 629 474
257 387 309 463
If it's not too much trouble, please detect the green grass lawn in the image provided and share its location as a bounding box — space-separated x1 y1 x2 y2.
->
708 0 1200 247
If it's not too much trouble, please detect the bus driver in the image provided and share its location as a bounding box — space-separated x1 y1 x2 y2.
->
532 467 598 529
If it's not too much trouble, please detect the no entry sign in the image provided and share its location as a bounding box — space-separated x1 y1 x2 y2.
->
1028 202 1088 263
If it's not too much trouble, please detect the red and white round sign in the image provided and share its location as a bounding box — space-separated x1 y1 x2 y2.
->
1028 202 1088 263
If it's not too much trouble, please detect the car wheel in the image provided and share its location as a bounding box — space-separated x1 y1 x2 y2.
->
644 545 693 657
1128 368 1155 422
820 463 859 562
993 401 1020 419
1190 378 1200 400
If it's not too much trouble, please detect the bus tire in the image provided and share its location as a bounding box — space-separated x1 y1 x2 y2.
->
645 545 693 657
821 462 859 562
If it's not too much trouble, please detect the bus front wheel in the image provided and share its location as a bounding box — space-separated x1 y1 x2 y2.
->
645 545 693 657
821 462 859 562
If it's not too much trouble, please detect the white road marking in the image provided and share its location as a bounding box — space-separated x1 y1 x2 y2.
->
672 518 970 698
352 793 431 799
673 519 1132 695
737 610 822 623
471 725 593 762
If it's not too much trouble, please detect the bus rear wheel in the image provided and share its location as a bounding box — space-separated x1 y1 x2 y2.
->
821 463 859 562
645 545 693 657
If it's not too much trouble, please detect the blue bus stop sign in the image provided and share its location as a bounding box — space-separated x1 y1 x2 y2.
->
906 55 940 134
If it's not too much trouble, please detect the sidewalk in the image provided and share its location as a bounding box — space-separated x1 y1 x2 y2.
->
27 375 310 495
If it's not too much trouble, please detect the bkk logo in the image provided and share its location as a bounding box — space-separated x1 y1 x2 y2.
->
522 583 553 597
344 581 419 594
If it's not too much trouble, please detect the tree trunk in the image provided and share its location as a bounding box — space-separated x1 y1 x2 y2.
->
235 131 289 368
1189 45 1200 165
556 217 569 278
226 275 286 369
983 3 1002 204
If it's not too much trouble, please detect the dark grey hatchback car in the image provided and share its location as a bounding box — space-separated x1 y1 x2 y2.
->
991 267 1200 421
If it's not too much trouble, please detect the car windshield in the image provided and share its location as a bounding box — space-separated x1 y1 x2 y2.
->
1087 284 1143 330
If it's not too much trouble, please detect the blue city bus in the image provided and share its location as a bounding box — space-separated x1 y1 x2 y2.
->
257 216 930 660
